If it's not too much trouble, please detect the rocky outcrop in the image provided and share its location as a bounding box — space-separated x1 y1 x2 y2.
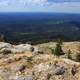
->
0 42 80 80
32 58 80 80
12 44 33 53
0 42 39 54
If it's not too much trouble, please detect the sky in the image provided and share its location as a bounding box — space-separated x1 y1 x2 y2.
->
0 0 80 13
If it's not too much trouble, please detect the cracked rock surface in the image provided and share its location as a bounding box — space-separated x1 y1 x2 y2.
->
0 42 80 80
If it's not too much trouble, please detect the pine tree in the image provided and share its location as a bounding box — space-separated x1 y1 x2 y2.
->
53 39 64 56
67 49 72 59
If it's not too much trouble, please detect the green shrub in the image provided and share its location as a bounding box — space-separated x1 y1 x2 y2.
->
67 49 72 59
52 40 64 56
75 53 80 62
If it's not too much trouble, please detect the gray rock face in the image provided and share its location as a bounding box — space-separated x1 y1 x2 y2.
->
0 42 37 54
1 49 11 55
53 66 66 75
0 42 13 54
0 42 80 80
16 76 34 80
33 63 69 80
13 44 33 53
0 42 13 49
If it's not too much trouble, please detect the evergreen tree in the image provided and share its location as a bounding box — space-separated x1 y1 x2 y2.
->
67 49 72 59
53 39 64 56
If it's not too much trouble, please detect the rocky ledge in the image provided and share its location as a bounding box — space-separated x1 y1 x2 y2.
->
0 42 80 80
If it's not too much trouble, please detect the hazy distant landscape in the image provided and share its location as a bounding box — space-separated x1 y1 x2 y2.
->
0 13 80 44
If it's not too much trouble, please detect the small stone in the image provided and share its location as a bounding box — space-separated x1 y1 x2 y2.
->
16 76 34 80
53 66 66 75
11 64 26 72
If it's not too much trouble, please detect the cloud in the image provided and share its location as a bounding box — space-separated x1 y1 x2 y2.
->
48 0 80 2
0 0 80 13
0 0 80 7
0 0 48 6
21 0 48 6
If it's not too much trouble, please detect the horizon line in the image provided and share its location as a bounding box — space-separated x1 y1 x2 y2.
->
0 12 80 14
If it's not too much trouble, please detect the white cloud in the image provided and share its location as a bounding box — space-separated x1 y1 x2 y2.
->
0 0 80 13
0 0 48 6
18 0 48 6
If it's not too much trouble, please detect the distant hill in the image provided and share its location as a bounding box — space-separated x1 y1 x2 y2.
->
0 13 80 44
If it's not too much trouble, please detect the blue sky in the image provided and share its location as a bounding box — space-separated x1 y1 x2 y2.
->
0 0 80 13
